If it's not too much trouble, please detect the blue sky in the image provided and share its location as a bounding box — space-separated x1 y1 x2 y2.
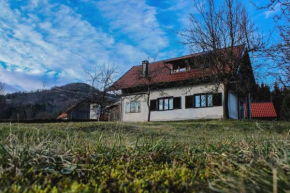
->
0 0 281 93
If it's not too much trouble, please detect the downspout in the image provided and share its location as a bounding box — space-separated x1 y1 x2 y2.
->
120 97 123 122
247 93 251 120
237 92 240 119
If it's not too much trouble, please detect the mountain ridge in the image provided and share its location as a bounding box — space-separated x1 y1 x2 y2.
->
0 82 117 120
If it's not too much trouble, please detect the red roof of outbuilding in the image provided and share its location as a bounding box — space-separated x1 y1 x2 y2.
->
57 113 68 119
246 102 277 118
112 45 245 90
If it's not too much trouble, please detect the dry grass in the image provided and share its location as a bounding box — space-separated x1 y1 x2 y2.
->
0 120 289 192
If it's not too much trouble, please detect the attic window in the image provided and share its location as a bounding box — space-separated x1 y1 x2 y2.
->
172 63 187 73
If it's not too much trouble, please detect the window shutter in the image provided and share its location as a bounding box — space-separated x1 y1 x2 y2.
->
173 97 181 109
213 93 222 106
185 96 193 108
150 100 157 111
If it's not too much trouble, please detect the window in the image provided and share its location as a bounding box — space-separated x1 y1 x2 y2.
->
207 94 213 106
164 98 169 110
169 98 173 109
201 94 206 107
196 93 213 108
195 95 200 108
186 93 220 108
159 99 163 110
158 97 173 111
131 102 137 112
195 94 213 108
152 97 181 111
172 63 187 73
125 103 130 113
125 101 141 113
179 67 186 72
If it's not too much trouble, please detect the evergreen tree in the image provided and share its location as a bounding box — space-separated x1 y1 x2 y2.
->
272 82 282 119
280 88 290 120
253 83 271 102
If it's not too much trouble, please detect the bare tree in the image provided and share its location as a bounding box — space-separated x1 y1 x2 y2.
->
253 0 289 87
253 0 289 21
0 82 5 106
180 0 263 118
0 82 4 96
265 27 289 87
0 82 6 118
84 63 119 120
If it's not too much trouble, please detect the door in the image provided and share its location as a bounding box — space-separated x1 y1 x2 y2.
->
239 101 245 119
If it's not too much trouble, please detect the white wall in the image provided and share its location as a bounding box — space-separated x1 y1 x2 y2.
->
90 104 99 119
121 84 224 122
121 95 149 122
228 92 238 119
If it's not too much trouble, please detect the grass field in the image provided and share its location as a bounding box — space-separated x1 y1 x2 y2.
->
0 120 289 192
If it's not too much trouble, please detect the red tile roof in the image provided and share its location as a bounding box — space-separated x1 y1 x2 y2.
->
112 45 245 90
57 113 68 119
246 102 277 118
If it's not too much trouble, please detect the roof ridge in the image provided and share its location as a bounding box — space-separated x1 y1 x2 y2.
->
112 45 246 90
136 44 245 67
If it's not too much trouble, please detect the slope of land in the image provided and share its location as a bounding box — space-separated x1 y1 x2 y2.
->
0 83 118 120
0 120 289 192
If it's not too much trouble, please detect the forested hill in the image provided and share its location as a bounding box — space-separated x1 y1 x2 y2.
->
0 83 117 120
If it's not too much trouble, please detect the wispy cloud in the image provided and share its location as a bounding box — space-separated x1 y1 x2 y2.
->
95 0 169 53
0 0 179 93
0 0 278 93
0 0 116 90
263 2 281 18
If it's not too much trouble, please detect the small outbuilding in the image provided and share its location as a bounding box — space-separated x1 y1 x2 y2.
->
105 101 121 121
245 102 277 120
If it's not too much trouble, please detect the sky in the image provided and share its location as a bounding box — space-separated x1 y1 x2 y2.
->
0 0 281 93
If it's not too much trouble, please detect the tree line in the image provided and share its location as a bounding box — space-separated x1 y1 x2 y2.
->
252 82 290 120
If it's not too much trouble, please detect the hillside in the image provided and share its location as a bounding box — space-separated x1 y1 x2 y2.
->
0 83 118 120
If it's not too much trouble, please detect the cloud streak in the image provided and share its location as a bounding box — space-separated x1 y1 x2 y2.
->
0 0 179 93
0 0 277 93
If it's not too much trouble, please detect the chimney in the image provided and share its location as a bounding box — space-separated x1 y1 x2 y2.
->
142 60 149 77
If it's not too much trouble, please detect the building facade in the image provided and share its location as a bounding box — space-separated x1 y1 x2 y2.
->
112 46 254 122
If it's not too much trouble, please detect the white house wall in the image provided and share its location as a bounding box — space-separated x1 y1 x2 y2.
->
121 95 149 122
121 84 224 122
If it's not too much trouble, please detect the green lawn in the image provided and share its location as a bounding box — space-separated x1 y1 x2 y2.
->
0 120 289 192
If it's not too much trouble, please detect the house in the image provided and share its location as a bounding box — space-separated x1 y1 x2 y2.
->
57 95 120 120
105 101 121 121
111 45 255 122
245 102 277 120
57 102 111 121
57 102 93 120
